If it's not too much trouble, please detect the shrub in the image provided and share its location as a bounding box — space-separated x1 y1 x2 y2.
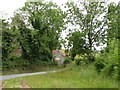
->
2 21 14 61
94 61 105 74
63 57 72 65
33 60 58 66
75 55 87 66
102 64 118 79
2 56 30 69
94 54 106 73
87 55 95 63
101 39 118 79
48 61 58 66
94 42 118 80
75 59 82 66
2 60 15 69
75 55 82 65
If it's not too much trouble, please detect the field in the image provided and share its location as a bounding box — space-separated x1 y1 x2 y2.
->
3 64 118 88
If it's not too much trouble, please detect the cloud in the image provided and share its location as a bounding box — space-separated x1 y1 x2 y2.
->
0 0 27 18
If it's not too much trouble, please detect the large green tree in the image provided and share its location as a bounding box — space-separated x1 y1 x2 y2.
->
12 1 66 62
107 2 119 50
2 20 15 61
66 1 107 61
103 2 119 79
67 31 86 60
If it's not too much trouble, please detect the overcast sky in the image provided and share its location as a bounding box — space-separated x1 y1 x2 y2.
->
0 0 119 19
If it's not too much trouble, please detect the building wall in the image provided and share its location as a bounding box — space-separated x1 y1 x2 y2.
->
53 51 65 66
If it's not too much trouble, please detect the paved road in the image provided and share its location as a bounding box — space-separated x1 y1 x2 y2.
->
0 70 63 80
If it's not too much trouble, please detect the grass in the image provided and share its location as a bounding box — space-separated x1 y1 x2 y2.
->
2 65 64 75
3 63 118 88
2 56 64 75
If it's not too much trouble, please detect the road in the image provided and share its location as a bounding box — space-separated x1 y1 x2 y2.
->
0 69 63 80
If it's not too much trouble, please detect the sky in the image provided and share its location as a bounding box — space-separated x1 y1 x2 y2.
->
0 0 119 19
0 0 67 19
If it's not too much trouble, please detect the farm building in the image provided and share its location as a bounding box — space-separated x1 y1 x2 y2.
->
52 50 65 66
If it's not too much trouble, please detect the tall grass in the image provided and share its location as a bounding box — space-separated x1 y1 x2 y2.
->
3 63 118 88
2 56 62 75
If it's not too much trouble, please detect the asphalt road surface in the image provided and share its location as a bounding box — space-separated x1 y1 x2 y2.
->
0 70 63 80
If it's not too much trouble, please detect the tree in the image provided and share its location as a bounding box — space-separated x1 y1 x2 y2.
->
2 20 14 61
94 2 119 79
67 31 86 60
11 1 66 62
103 2 119 79
66 1 107 61
106 2 119 52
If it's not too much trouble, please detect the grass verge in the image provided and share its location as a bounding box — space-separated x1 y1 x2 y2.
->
3 63 118 88
2 65 64 75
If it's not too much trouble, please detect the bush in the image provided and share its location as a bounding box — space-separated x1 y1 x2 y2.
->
94 45 118 80
94 54 106 73
33 59 58 66
2 56 30 69
102 64 118 79
63 57 72 65
100 39 118 79
75 59 82 66
48 61 58 66
2 60 15 69
75 55 87 66
87 55 95 63
94 61 105 74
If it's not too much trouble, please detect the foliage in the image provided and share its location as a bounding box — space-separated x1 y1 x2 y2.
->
103 39 118 79
107 3 118 41
1 0 119 81
33 60 58 66
65 1 119 80
2 56 29 69
63 57 72 65
11 1 66 62
102 2 119 79
94 39 118 79
2 56 59 75
75 55 87 66
68 31 86 60
94 54 106 73
66 1 107 52
2 20 15 61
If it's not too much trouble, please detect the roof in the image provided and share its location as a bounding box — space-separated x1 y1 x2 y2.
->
52 50 58 54
59 49 66 56
52 50 65 56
